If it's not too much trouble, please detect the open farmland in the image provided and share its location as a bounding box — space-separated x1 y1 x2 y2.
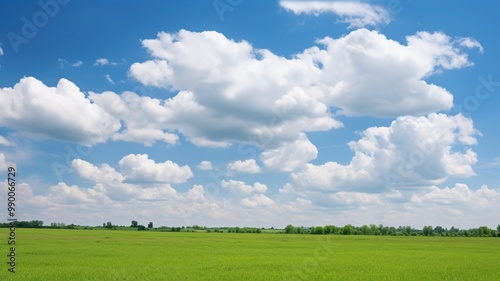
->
2 229 499 280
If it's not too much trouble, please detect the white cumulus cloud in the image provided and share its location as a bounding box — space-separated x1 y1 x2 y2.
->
227 159 262 174
241 194 274 208
261 133 318 172
72 159 125 184
279 0 391 28
0 77 120 145
197 161 213 170
292 113 479 192
221 180 268 194
118 154 193 183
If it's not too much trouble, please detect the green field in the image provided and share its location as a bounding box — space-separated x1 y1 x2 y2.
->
2 229 499 280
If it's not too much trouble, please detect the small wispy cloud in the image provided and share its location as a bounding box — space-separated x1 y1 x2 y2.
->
104 74 115 84
94 58 117 66
457 37 484 53
58 58 83 68
279 0 391 28
0 43 3 68
0 136 13 146
71 60 83 67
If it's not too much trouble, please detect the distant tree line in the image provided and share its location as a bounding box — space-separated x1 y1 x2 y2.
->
285 224 500 237
227 227 261 233
4 220 499 237
0 220 44 228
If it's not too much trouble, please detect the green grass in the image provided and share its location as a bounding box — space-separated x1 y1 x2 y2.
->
1 229 499 280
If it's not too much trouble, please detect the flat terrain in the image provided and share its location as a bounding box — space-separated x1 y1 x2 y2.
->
1 229 499 280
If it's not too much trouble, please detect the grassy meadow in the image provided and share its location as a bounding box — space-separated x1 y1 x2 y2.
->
1 228 499 280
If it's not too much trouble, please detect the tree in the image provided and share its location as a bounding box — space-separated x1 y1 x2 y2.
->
105 222 113 229
137 225 146 231
478 226 491 237
434 226 444 235
131 220 138 227
148 222 153 229
423 225 433 236
285 224 295 234
342 224 354 235
312 226 324 234
360 225 371 235
381 226 389 236
403 226 412 236
389 227 397 236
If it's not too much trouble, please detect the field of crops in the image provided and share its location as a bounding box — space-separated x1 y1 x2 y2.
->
2 229 499 280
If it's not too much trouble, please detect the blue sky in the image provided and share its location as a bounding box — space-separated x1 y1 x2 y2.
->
1 0 499 228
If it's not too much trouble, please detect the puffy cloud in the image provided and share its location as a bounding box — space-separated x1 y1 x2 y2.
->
227 159 261 174
112 127 178 146
118 154 193 183
89 91 179 146
49 182 101 204
280 1 391 28
406 31 478 72
71 155 189 202
72 159 125 184
71 157 181 201
128 29 479 148
221 180 268 194
128 29 341 149
0 46 3 55
261 134 317 172
305 29 478 116
197 161 213 171
404 184 500 226
0 77 120 145
94 58 117 66
411 183 498 207
240 194 274 208
292 113 479 192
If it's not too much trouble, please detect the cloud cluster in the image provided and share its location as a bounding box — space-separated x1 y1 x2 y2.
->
125 29 479 169
291 113 479 192
129 30 340 151
3 174 498 228
89 90 179 146
0 29 480 157
0 26 488 228
73 154 193 185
